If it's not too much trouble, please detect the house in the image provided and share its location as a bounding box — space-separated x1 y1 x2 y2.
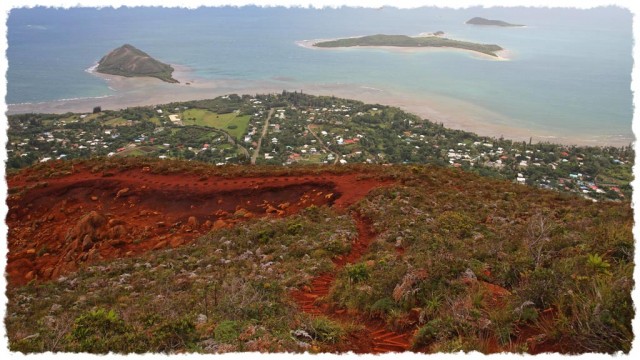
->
168 114 182 124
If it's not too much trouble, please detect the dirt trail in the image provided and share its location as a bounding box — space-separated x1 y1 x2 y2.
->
291 214 413 353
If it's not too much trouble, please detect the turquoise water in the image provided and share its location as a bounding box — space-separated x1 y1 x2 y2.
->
6 6 633 142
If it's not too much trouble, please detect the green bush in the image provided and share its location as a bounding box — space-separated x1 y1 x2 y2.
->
69 308 146 353
214 320 240 343
153 317 197 352
370 297 396 317
307 316 344 344
345 263 369 283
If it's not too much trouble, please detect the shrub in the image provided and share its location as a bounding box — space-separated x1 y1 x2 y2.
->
214 320 241 344
152 317 197 352
69 308 146 353
306 316 344 344
370 297 396 318
345 263 369 284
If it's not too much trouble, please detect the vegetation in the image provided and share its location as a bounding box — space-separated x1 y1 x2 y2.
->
328 165 632 353
314 34 503 57
5 158 634 354
181 109 251 140
96 44 178 83
7 203 356 353
466 17 524 27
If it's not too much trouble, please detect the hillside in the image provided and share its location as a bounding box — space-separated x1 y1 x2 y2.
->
313 34 504 57
466 17 525 27
5 157 633 354
96 44 178 83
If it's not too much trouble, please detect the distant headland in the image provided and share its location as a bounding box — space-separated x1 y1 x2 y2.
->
312 34 504 57
465 17 525 27
96 44 179 83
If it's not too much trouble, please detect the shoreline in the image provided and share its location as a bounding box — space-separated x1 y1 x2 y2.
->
295 38 510 61
6 69 631 148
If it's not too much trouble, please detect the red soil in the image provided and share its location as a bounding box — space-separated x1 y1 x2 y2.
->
5 165 391 286
291 215 413 354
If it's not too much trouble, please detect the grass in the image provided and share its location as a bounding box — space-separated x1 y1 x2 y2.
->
181 109 250 140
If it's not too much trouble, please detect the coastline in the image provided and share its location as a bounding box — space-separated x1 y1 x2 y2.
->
6 68 631 147
295 39 510 61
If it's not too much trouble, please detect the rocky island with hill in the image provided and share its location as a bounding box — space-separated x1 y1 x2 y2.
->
312 34 504 58
466 17 525 27
96 44 179 83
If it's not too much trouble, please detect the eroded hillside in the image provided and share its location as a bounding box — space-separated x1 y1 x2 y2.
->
5 158 634 354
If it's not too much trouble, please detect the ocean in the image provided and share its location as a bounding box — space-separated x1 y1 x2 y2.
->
6 6 634 146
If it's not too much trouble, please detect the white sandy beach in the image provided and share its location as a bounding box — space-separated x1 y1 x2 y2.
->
6 66 631 147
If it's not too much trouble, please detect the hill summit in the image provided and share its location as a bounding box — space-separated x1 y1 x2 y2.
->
96 44 178 83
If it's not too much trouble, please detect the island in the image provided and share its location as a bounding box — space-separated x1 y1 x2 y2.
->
313 34 504 57
96 44 179 83
465 17 524 27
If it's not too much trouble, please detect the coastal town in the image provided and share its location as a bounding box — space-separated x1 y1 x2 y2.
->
6 92 633 202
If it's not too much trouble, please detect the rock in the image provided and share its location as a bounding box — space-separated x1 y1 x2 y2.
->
70 211 106 240
108 239 127 248
24 271 35 282
90 196 98 201
462 268 477 281
213 219 228 230
203 220 212 229
115 188 129 199
50 303 62 313
26 248 36 255
196 314 208 324
42 267 54 279
234 208 248 217
157 221 166 228
187 216 199 228
82 234 94 251
153 240 167 250
199 339 218 353
108 218 125 228
109 225 127 239
43 316 57 329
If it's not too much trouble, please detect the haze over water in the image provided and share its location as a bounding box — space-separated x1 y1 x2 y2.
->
6 6 633 146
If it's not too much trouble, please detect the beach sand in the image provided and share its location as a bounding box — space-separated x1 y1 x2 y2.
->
6 65 632 147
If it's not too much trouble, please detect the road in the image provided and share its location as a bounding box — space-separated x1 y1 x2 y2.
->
307 125 340 165
251 108 275 165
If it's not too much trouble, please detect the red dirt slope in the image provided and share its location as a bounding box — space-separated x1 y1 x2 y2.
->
6 165 390 286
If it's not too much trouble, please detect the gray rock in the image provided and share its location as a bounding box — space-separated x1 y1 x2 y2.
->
196 314 208 324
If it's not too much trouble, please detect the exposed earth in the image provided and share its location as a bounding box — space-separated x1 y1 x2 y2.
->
6 163 389 286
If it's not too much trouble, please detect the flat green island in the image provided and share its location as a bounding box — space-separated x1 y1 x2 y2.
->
466 17 524 27
313 34 504 57
96 44 179 83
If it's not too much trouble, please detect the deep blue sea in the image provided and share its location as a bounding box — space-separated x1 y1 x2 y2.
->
6 6 634 144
